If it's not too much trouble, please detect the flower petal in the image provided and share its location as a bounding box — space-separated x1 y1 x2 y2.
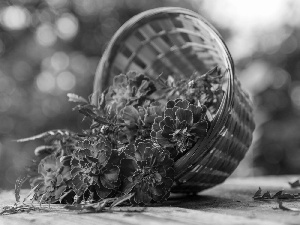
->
152 116 163 132
166 100 175 109
175 108 193 125
175 99 189 109
164 108 177 120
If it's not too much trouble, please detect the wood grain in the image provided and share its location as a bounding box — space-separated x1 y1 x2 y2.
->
1 176 300 225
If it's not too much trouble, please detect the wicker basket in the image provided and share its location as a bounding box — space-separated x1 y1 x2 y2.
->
92 7 255 193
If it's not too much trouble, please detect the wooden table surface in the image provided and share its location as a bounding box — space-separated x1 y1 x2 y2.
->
1 176 300 225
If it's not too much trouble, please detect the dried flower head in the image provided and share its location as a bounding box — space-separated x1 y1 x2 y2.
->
120 140 174 205
151 99 209 158
36 154 71 202
70 139 121 199
119 101 164 143
105 71 156 114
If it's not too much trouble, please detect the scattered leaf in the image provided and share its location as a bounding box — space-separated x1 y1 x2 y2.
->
252 187 262 199
289 180 300 188
261 191 272 199
253 188 300 201
273 190 283 199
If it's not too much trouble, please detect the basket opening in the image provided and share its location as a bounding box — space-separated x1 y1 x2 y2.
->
93 7 233 120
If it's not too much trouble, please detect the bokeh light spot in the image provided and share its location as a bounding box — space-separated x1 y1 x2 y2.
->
56 13 79 40
51 52 70 71
56 71 76 91
35 23 57 46
0 6 31 30
239 62 272 94
36 71 56 93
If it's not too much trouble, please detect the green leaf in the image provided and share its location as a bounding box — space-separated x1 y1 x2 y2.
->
289 180 300 188
253 187 300 201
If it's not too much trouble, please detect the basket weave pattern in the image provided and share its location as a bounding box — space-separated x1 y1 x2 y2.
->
93 7 255 193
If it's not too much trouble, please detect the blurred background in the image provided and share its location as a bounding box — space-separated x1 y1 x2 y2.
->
1 0 300 189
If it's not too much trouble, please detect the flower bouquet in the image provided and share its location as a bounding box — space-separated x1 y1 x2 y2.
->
13 7 255 210
16 67 224 207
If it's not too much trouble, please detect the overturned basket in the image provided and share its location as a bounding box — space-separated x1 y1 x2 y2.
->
92 7 255 193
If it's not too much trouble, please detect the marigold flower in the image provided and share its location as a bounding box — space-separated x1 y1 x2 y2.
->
151 99 209 158
70 139 121 199
120 140 174 205
105 72 156 114
37 154 71 202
